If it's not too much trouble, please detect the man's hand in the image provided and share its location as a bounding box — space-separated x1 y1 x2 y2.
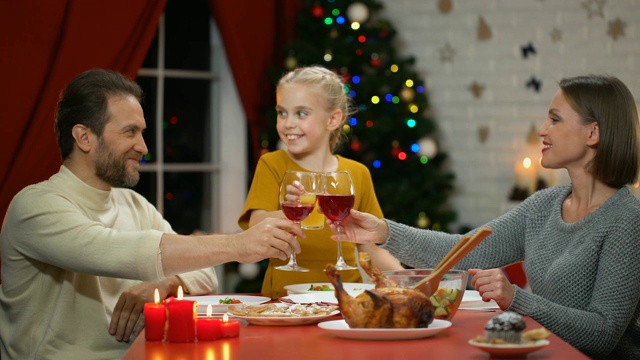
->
232 217 304 263
109 276 181 342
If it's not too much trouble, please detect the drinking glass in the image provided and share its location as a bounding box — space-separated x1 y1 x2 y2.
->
276 170 321 272
318 171 358 271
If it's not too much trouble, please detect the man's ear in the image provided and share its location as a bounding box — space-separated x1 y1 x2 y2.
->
71 124 93 153
326 109 344 131
586 123 600 146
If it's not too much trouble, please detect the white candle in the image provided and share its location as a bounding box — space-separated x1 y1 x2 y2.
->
514 157 537 196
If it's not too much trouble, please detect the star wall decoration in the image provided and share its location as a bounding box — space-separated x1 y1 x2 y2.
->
607 18 626 41
469 81 486 98
521 42 536 58
550 28 563 43
526 76 542 93
477 16 492 41
581 0 606 19
439 42 456 63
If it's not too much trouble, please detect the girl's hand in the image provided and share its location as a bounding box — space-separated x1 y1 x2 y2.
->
469 268 515 310
327 209 388 245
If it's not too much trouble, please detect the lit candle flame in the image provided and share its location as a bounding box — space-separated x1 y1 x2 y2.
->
154 288 160 304
523 157 532 169
223 313 229 323
177 285 183 300
206 304 213 317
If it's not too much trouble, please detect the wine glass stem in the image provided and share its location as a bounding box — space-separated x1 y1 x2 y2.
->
288 237 300 266
336 222 347 265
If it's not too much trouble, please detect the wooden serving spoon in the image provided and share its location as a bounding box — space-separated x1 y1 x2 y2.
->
413 227 493 297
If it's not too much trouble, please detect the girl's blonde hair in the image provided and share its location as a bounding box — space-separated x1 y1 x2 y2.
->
277 66 355 152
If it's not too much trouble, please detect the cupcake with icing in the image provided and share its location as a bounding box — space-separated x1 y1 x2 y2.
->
484 311 526 344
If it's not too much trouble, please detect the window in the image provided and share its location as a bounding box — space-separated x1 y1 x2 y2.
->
135 0 247 291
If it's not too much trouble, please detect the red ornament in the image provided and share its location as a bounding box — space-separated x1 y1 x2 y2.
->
371 58 382 67
350 139 361 152
312 5 324 18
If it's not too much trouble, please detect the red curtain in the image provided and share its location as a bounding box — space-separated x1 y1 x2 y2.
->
208 0 302 163
0 0 302 230
0 1 167 231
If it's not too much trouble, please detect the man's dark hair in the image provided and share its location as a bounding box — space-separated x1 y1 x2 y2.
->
55 69 143 160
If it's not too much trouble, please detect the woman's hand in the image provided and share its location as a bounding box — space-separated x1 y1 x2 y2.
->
469 268 515 310
326 209 388 245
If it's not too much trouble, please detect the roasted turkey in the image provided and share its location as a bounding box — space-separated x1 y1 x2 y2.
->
325 253 434 328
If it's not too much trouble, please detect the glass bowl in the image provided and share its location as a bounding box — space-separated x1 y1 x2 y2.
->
382 269 468 321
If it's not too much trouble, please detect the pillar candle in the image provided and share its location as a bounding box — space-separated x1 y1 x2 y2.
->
143 288 165 341
165 286 197 342
197 304 222 341
514 157 537 196
220 313 240 338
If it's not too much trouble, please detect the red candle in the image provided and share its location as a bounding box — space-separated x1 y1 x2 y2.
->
165 286 197 342
197 304 222 341
143 288 165 341
220 313 240 338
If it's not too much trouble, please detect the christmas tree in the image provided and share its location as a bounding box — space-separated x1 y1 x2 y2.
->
262 0 457 231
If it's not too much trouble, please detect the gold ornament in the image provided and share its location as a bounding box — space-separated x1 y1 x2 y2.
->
469 81 485 99
438 0 453 14
417 212 430 228
285 56 298 70
400 87 415 102
527 124 539 145
607 18 626 41
478 126 490 144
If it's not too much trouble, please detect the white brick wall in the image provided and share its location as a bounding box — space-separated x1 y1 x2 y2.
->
378 0 640 229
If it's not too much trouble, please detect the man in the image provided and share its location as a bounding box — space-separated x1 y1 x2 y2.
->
0 69 303 359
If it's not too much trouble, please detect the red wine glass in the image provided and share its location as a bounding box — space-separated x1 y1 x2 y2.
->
318 171 358 271
276 171 321 272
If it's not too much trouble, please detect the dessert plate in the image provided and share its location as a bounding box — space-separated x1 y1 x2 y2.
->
317 319 451 340
468 339 550 357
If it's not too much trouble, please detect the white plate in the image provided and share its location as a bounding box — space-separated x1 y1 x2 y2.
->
284 282 374 296
459 290 500 310
468 339 550 357
183 295 270 314
462 290 483 303
317 319 451 340
228 304 339 326
280 292 339 305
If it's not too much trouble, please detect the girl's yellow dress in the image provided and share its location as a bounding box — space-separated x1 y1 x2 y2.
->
238 150 384 298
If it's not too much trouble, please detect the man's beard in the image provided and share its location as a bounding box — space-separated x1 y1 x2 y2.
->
95 138 140 188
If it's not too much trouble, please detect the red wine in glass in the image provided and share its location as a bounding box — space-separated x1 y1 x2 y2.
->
276 170 321 272
282 203 316 222
317 195 355 222
320 171 358 271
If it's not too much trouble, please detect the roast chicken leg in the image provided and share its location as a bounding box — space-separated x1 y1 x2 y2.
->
325 253 433 328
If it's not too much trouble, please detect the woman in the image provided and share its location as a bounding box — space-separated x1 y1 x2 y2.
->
330 75 640 359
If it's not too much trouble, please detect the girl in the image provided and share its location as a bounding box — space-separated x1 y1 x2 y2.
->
238 66 402 299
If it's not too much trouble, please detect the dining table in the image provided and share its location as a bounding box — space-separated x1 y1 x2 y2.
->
123 294 589 360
